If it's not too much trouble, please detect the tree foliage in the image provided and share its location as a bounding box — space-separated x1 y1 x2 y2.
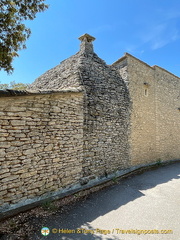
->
0 0 48 74
0 81 29 90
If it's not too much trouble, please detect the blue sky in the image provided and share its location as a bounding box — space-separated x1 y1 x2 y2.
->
1 0 180 85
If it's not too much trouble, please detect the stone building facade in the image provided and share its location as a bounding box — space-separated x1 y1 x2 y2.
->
0 34 179 216
113 53 180 165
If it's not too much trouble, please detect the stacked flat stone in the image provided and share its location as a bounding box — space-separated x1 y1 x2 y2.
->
29 33 131 180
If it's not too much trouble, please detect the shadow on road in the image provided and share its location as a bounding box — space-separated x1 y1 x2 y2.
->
31 162 180 240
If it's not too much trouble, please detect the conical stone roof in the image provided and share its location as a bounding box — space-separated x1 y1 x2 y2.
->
28 34 102 91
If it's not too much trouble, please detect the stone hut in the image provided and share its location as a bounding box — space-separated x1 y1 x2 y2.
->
29 33 131 182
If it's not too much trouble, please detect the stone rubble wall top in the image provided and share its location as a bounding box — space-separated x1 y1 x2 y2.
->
0 88 83 98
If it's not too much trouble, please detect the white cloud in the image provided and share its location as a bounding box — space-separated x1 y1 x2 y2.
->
140 23 180 50
151 40 169 50
142 24 167 43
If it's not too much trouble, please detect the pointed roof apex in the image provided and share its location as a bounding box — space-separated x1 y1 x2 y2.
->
78 33 96 42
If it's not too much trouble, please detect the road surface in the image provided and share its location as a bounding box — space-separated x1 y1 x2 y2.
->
32 162 180 240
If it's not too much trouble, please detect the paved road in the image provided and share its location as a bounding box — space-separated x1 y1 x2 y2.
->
32 162 180 240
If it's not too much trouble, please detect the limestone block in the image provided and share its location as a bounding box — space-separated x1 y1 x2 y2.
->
44 144 53 151
20 172 32 178
0 190 7 196
1 175 19 182
0 120 9 125
15 134 27 138
0 149 6 156
11 120 26 126
23 148 36 155
0 142 11 148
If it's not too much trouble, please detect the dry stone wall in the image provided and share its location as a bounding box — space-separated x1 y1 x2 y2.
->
0 91 84 212
79 52 131 181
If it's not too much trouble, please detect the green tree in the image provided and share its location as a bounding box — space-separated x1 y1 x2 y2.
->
0 81 29 90
0 83 9 89
0 0 48 74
